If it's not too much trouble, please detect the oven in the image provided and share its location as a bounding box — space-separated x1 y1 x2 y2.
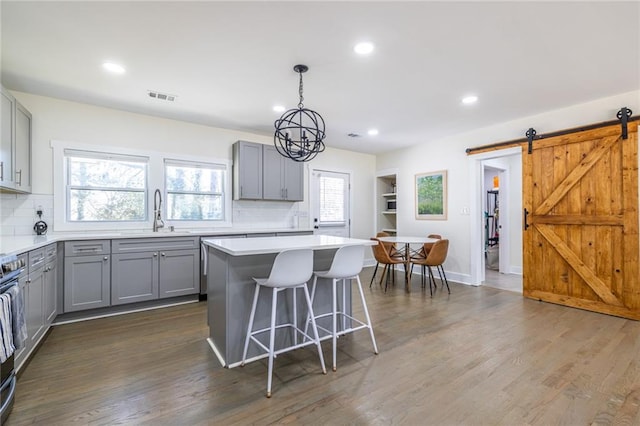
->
1 254 25 424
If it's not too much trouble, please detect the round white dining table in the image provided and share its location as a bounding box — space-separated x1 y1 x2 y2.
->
377 236 439 292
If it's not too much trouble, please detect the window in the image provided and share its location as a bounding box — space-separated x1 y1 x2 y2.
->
66 149 148 222
319 174 346 225
53 141 232 231
165 160 225 221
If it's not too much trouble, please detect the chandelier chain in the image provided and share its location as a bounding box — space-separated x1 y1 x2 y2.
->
298 71 304 109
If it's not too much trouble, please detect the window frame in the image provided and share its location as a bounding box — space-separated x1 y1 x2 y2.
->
52 140 232 232
65 149 149 223
163 158 227 222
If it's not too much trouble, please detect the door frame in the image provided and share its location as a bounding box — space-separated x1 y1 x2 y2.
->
468 146 521 285
308 167 352 237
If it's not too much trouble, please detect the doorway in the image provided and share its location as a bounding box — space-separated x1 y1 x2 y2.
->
310 169 351 237
469 147 523 290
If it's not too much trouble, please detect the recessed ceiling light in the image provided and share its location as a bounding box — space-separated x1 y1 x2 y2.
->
102 62 126 74
354 42 375 55
368 129 379 136
273 105 286 113
462 95 478 105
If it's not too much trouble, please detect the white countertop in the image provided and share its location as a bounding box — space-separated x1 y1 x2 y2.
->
0 228 313 257
202 235 376 256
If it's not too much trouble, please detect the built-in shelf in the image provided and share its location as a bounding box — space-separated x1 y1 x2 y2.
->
376 173 397 235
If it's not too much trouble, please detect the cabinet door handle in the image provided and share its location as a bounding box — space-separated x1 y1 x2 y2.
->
26 279 31 284
285 188 288 199
0 161 3 181
15 169 22 186
103 256 109 261
161 252 166 257
153 252 158 257
240 186 243 197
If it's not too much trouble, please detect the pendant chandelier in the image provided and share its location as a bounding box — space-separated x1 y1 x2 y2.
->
274 64 326 162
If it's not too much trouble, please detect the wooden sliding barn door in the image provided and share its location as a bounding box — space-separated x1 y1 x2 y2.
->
523 122 639 319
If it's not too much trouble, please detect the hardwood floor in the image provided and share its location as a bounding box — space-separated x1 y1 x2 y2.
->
482 268 522 293
7 267 640 425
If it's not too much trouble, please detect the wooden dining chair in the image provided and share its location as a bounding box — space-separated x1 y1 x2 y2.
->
376 231 404 259
369 238 405 291
410 239 450 296
410 233 442 259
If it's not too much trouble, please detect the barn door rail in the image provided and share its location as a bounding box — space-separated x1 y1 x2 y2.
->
466 106 638 155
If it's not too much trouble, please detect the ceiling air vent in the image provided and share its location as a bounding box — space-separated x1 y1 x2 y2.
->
148 90 176 102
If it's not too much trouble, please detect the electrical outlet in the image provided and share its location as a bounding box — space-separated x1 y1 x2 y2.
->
460 207 470 215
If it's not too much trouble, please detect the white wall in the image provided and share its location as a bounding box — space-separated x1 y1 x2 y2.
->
3 91 376 244
376 90 640 284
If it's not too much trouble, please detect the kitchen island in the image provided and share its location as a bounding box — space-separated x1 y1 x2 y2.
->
202 235 376 367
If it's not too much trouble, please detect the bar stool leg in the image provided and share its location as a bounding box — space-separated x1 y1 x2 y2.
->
303 276 318 341
302 284 327 375
332 277 338 371
341 278 347 333
292 287 297 345
355 275 378 354
266 287 279 398
241 284 260 366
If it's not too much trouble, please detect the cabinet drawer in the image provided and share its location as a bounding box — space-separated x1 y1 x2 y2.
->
28 247 46 270
112 237 199 254
64 240 110 256
45 243 57 261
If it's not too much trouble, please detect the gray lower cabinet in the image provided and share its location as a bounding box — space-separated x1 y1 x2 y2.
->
64 240 111 312
25 249 45 350
111 251 159 305
158 249 199 298
43 243 57 326
13 243 59 371
111 237 200 305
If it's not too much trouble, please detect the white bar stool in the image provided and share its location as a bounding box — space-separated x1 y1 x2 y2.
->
241 249 326 397
307 244 378 371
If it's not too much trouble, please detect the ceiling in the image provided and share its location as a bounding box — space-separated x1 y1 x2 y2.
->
2 1 639 155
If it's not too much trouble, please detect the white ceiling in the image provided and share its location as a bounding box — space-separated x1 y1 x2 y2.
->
2 1 639 155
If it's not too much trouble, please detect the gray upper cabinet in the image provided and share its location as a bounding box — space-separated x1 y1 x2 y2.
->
1 87 15 190
282 153 303 201
233 141 303 201
263 145 303 201
14 101 32 193
0 85 32 193
233 141 263 200
64 240 111 312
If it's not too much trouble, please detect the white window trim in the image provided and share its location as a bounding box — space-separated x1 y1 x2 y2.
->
52 140 232 232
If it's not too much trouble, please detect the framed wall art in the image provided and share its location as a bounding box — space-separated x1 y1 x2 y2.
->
415 170 447 220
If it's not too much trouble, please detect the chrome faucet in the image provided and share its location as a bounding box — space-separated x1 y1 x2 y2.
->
153 189 165 232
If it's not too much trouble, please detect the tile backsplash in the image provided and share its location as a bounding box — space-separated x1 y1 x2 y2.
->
1 193 54 236
1 193 304 236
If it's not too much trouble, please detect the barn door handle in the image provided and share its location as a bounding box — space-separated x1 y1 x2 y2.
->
523 208 530 230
